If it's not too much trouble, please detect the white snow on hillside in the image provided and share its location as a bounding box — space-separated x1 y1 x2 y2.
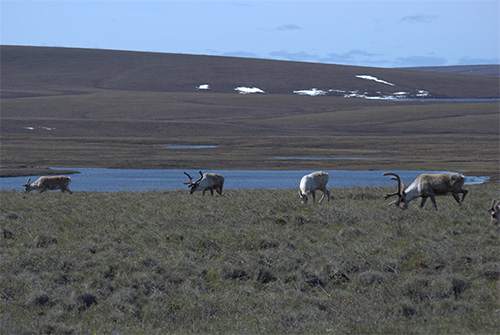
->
234 87 265 94
355 75 395 86
197 84 211 90
344 91 389 100
23 126 55 131
293 88 327 96
194 76 434 100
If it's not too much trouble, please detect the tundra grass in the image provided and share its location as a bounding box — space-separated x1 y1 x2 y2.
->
1 184 499 334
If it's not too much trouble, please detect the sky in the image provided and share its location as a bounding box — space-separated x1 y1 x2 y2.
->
1 0 499 68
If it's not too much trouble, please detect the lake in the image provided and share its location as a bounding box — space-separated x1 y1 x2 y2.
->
0 168 489 192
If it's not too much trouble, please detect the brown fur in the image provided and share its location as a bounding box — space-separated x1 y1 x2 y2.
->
23 176 73 194
384 172 467 209
418 173 466 196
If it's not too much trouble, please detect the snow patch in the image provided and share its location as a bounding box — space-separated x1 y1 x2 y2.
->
416 90 430 97
24 126 55 131
355 75 395 86
344 91 398 100
293 88 327 96
235 87 265 94
197 84 211 90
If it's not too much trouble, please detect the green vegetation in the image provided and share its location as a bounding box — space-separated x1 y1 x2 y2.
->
1 184 498 334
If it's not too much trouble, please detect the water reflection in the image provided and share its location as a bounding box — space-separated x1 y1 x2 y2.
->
0 168 489 192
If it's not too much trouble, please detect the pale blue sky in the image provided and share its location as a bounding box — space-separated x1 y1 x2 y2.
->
1 0 499 67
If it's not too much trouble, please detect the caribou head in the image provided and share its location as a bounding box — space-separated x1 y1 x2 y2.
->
22 178 33 193
184 171 205 194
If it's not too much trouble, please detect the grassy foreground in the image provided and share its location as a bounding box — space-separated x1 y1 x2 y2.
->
1 184 499 334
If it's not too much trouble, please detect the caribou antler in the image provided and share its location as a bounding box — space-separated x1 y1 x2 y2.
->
383 172 402 198
184 171 204 186
195 171 204 184
23 178 32 187
183 172 193 185
382 172 405 206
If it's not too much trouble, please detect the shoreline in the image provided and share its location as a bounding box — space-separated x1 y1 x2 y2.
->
0 166 80 178
1 165 496 183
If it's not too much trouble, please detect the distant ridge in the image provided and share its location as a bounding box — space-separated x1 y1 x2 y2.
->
399 65 500 76
1 45 499 98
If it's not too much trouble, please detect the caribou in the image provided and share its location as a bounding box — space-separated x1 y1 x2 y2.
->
184 171 225 196
298 171 331 204
383 172 467 209
23 176 73 194
488 199 499 225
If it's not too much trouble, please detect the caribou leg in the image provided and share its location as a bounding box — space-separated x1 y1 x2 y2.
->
461 190 468 203
429 194 437 209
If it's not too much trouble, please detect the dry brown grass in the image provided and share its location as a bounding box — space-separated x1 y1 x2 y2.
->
1 46 499 180
1 184 499 334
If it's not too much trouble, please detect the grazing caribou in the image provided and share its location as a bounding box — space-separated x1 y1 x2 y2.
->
299 171 331 204
23 176 73 194
184 171 224 196
488 199 499 225
383 172 467 209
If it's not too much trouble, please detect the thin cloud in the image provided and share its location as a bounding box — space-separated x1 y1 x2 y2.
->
222 50 260 59
267 49 452 68
325 50 382 63
266 24 301 32
395 55 447 67
268 49 385 65
400 14 437 23
268 50 321 62
458 56 500 65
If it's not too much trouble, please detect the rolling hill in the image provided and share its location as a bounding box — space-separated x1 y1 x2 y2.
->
399 64 500 77
1 45 499 98
0 46 499 180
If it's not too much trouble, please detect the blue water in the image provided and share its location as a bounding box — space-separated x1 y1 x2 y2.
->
394 98 500 102
0 168 488 192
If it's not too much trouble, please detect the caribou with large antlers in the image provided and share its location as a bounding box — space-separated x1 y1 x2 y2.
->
184 171 225 196
383 172 467 209
23 176 73 194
